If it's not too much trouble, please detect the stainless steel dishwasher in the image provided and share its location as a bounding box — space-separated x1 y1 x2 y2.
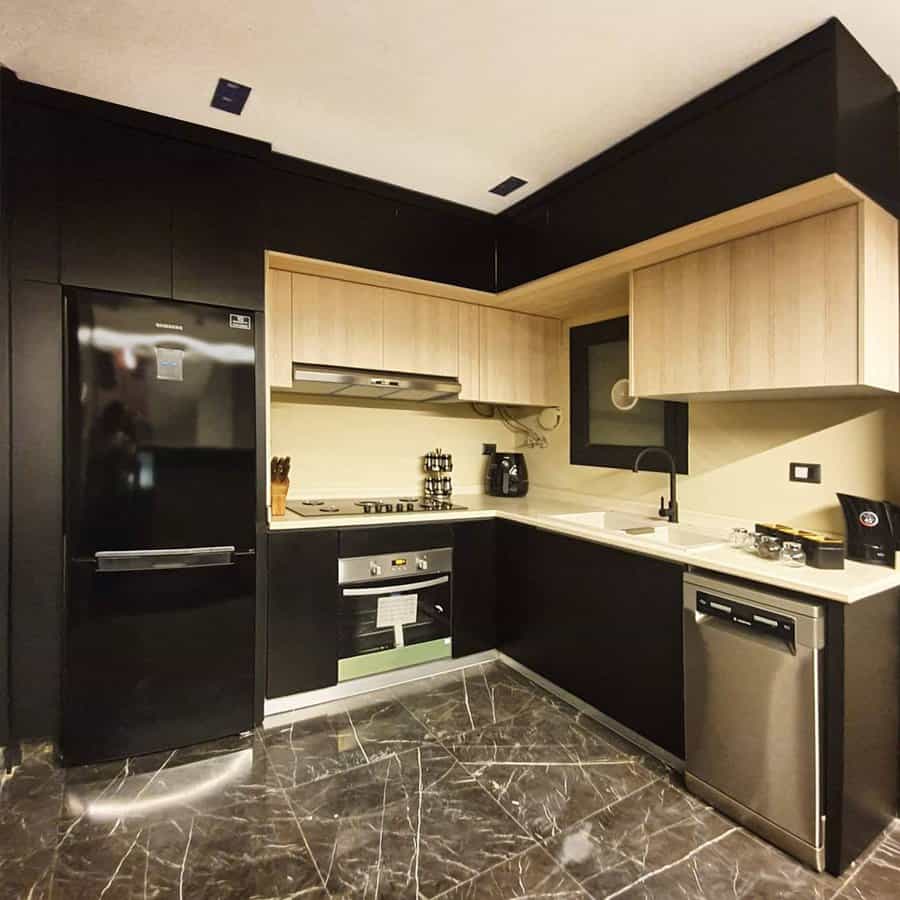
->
683 573 825 870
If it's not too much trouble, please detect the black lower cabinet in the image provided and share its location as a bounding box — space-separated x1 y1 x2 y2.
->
267 530 338 698
824 590 899 874
451 521 496 657
499 522 685 758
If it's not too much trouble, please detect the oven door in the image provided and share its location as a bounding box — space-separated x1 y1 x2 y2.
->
338 573 452 681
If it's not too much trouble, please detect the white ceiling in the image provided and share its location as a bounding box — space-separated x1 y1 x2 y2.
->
1 1 898 212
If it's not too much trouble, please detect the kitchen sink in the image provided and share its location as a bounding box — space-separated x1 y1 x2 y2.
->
552 510 661 531
552 510 725 551
632 525 724 551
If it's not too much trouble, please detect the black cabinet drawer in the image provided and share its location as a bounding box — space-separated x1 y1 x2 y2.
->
267 530 338 698
339 524 454 558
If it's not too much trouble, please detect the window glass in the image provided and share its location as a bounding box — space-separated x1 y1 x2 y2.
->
587 341 665 447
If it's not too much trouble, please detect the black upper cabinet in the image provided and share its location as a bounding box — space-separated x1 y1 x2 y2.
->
60 113 172 298
266 161 496 292
267 529 338 698
496 19 897 290
172 143 264 309
451 520 497 658
267 166 395 274
389 202 495 291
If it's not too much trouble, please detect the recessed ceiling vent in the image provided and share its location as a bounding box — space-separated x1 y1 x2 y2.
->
210 78 252 115
489 176 527 197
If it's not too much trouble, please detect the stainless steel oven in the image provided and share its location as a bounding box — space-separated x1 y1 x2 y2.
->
337 547 452 681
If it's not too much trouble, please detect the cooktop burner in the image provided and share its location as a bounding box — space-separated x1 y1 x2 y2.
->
286 497 468 517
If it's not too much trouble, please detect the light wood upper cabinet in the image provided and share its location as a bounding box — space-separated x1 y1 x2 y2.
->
266 267 294 389
265 268 562 406
457 302 481 401
479 307 560 406
631 204 898 399
382 290 459 377
291 273 384 370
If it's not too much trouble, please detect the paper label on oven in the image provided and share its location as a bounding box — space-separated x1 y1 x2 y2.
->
376 594 418 629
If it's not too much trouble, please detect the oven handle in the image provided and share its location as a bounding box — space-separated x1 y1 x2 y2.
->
341 575 450 596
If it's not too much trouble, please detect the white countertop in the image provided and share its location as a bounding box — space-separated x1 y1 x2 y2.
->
269 490 900 604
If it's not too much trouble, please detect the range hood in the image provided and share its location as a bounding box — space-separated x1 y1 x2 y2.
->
289 364 462 402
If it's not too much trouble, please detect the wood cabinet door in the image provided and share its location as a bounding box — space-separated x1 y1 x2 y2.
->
266 269 293 389
770 206 857 388
479 307 559 406
631 243 731 397
458 302 481 401
291 273 384 369
382 290 459 376
633 206 861 397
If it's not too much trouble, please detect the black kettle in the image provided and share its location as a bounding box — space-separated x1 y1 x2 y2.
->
486 452 529 497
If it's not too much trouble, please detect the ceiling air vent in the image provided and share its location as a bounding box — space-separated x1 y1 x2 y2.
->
210 78 252 115
489 176 527 197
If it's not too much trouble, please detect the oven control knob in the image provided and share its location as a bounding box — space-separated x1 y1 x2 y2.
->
370 562 382 577
384 503 394 512
416 558 428 571
374 502 385 513
406 502 415 511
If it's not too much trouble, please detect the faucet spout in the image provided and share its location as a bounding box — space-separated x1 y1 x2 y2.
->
633 447 679 524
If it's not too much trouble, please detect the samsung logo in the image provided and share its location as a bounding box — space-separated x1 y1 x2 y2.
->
155 322 184 331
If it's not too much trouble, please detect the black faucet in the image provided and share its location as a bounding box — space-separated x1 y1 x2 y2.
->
633 447 679 524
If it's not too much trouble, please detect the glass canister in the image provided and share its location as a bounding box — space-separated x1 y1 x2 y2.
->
780 540 807 567
757 535 783 560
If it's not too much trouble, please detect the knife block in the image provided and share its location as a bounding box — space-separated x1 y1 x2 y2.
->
271 480 289 517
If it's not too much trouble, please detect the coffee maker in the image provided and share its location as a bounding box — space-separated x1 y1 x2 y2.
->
486 452 529 497
837 493 900 567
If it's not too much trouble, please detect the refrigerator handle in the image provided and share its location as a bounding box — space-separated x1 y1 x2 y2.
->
95 546 235 573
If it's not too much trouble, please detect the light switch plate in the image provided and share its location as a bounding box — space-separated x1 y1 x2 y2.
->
790 462 821 483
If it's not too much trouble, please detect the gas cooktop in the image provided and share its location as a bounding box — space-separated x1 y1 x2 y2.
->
286 497 468 517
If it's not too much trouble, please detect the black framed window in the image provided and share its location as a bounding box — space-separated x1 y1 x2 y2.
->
570 317 688 474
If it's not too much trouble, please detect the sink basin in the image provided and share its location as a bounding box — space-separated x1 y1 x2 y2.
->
634 525 725 551
553 510 662 531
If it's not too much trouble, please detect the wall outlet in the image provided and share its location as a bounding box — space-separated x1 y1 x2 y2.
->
790 462 822 484
482 443 497 456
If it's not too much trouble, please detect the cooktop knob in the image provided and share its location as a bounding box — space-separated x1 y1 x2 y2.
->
416 557 428 571
384 503 394 512
370 562 382 577
374 502 385 513
406 502 415 511
362 502 375 513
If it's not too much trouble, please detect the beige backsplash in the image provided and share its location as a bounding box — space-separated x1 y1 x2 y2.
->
517 307 900 535
270 308 899 533
270 392 511 495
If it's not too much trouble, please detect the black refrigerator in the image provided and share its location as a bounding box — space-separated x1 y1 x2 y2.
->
62 288 257 765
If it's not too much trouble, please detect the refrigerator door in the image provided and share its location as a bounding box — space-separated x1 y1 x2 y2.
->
65 289 256 556
62 553 255 765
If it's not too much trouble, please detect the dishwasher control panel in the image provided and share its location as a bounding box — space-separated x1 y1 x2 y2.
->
697 591 795 642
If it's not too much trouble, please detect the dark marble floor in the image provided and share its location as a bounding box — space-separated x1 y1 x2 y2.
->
1 661 898 899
